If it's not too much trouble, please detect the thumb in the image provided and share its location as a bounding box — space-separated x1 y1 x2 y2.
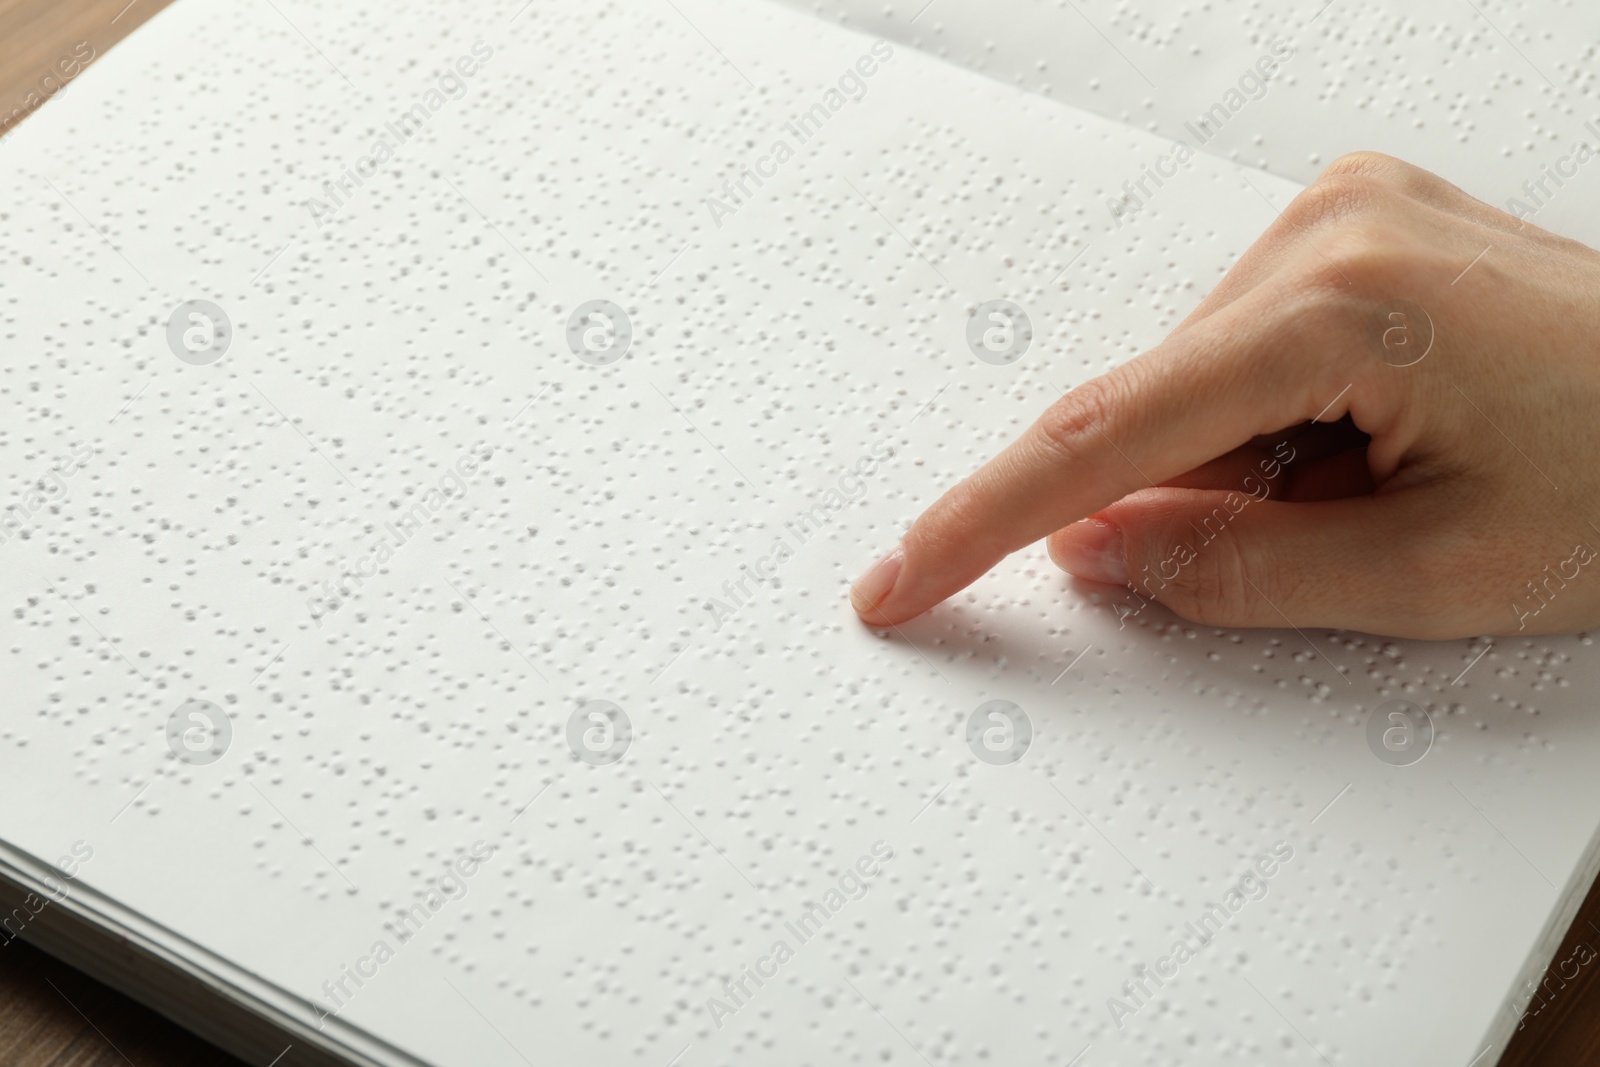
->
1047 487 1468 638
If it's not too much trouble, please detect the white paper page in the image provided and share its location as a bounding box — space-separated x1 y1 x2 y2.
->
0 1 1595 1066
780 0 1600 247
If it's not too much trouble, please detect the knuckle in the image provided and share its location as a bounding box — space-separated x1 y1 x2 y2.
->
1319 150 1408 183
1281 172 1390 236
1319 150 1446 200
1034 374 1124 461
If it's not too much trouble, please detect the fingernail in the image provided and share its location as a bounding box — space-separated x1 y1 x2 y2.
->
1052 519 1127 586
850 545 904 616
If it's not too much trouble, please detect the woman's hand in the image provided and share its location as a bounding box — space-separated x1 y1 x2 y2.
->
850 152 1600 640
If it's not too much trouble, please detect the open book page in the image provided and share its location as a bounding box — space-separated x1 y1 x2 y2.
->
782 0 1600 245
0 0 1595 1065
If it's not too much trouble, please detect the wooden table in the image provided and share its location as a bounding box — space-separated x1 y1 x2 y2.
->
0 0 162 134
2 1 1597 1063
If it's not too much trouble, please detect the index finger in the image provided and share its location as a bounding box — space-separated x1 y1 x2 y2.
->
850 284 1352 626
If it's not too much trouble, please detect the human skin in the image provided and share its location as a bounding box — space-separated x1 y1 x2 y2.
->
849 152 1600 640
